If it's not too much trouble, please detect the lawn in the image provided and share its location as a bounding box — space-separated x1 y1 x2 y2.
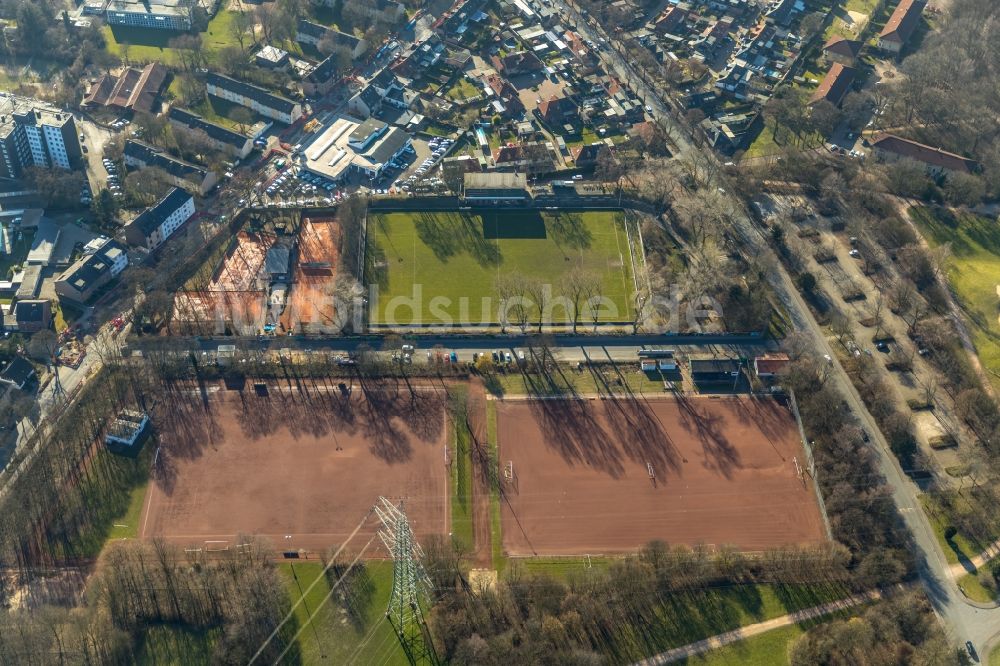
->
0 227 33 279
279 561 409 666
368 210 638 326
135 626 220 666
445 77 482 102
449 386 474 552
486 399 504 571
488 363 671 398
909 206 1000 393
108 481 149 540
992 643 1000 666
101 6 242 67
687 623 802 666
594 581 852 662
919 491 998 566
188 94 245 131
65 444 152 559
744 119 822 160
958 571 997 603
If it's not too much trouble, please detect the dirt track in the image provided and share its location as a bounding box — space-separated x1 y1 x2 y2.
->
496 395 826 555
141 380 449 555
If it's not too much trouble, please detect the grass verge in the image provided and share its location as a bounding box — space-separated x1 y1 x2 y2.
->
687 623 802 666
135 625 220 666
108 481 149 540
909 205 1000 393
958 571 998 604
920 492 996 566
448 386 474 551
279 561 408 666
485 400 504 572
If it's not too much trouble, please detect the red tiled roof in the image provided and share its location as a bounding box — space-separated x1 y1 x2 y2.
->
809 63 856 106
823 36 862 58
879 0 926 43
83 63 167 113
754 353 790 376
872 133 979 174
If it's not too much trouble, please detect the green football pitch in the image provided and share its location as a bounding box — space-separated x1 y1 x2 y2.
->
367 209 639 326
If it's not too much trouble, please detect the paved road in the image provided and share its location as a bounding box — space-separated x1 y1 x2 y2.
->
636 589 883 665
551 0 1000 655
130 332 772 364
0 321 127 499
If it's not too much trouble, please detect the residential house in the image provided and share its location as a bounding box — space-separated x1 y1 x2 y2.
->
652 5 688 35
0 356 34 390
82 63 168 114
491 51 544 77
347 69 413 119
484 73 525 116
13 299 51 334
205 73 302 125
394 36 445 79
296 20 368 59
312 0 404 24
443 154 482 185
537 95 579 128
700 109 760 154
124 187 195 250
571 143 610 169
491 142 553 172
822 36 862 65
877 0 926 54
765 0 801 28
123 140 218 195
870 133 979 177
302 54 345 97
54 238 129 304
167 107 254 159
810 63 856 107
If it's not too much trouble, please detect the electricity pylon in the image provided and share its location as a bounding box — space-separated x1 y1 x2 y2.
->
375 497 438 665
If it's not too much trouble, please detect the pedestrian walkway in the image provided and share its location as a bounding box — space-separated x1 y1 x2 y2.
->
634 590 881 665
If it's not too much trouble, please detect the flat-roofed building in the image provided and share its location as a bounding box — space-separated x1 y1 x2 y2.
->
104 409 150 450
106 0 192 30
0 94 82 179
462 172 529 203
300 115 412 183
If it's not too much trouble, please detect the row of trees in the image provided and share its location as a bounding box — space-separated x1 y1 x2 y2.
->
0 538 296 664
426 537 855 664
878 0 1000 203
789 590 954 665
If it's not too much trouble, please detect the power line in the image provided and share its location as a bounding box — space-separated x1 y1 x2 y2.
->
248 507 375 665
